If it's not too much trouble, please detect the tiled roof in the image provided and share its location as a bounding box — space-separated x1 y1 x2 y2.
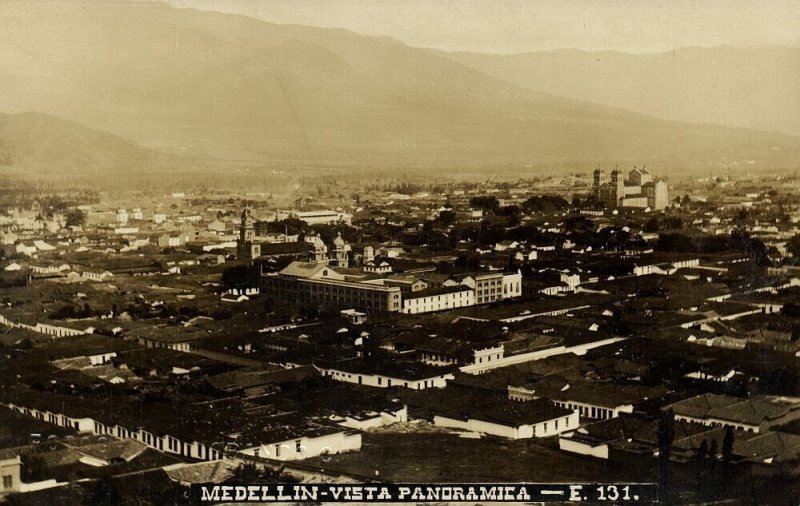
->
279 262 328 278
670 394 800 426
164 460 237 484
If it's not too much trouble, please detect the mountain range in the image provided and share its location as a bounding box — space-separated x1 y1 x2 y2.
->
0 0 798 175
439 46 800 139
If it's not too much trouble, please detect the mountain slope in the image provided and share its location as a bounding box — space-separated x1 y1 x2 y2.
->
439 47 800 138
0 112 181 174
0 1 798 171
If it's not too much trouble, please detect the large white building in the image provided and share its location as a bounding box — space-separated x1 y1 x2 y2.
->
593 167 669 210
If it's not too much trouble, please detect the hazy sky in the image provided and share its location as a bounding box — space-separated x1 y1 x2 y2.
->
167 0 800 54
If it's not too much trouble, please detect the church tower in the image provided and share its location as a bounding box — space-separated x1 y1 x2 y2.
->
592 168 604 198
237 208 259 260
331 233 349 268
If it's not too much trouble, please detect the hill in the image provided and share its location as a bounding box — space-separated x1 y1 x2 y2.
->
440 46 800 139
0 1 798 172
0 111 182 174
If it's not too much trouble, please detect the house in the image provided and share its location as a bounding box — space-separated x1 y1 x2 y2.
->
509 382 668 421
221 294 249 303
414 388 579 440
81 270 113 282
494 240 519 252
1 231 18 245
514 250 538 262
240 428 361 462
0 451 21 495
32 240 56 251
207 219 227 233
666 394 800 433
363 260 392 274
15 243 37 257
156 234 185 248
340 309 368 325
433 400 578 439
316 360 455 390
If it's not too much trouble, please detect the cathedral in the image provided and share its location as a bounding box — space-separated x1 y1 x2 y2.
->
593 167 669 210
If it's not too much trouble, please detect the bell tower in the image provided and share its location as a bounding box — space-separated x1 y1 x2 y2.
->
237 208 259 259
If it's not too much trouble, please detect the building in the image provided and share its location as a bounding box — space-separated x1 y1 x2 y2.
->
330 233 350 268
401 286 475 314
416 389 579 440
316 361 454 390
276 209 352 226
262 262 402 312
593 167 668 210
0 453 21 495
461 271 522 304
666 394 800 433
236 208 260 260
509 383 668 421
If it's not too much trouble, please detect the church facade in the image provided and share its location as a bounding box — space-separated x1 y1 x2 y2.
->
593 167 668 210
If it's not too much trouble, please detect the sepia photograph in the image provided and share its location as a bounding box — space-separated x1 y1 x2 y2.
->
1 0 800 504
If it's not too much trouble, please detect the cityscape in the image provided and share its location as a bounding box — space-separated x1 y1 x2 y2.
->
1 1 800 505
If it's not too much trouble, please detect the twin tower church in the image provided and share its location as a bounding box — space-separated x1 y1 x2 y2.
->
593 166 669 210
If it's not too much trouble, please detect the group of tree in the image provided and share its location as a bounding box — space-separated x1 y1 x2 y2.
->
469 195 500 212
696 427 736 478
521 195 569 213
642 216 683 233
656 229 770 265
64 209 86 227
50 303 104 320
787 235 800 258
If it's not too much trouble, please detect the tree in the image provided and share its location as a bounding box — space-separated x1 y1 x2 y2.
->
65 209 86 227
565 216 595 233
643 217 660 233
657 409 676 495
787 235 800 258
86 475 122 506
225 462 261 485
469 196 500 212
708 439 718 471
781 303 800 318
522 195 569 213
722 426 734 465
434 210 456 227
697 439 708 464
695 439 709 482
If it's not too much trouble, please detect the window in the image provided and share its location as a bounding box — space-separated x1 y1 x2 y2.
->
275 444 281 458
295 440 302 453
2 475 12 489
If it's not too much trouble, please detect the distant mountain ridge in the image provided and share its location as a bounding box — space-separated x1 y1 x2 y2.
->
0 1 798 173
0 112 181 173
437 46 800 138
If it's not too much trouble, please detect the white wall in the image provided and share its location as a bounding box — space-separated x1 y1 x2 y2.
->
434 410 578 440
243 432 362 461
559 436 610 459
320 368 453 389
